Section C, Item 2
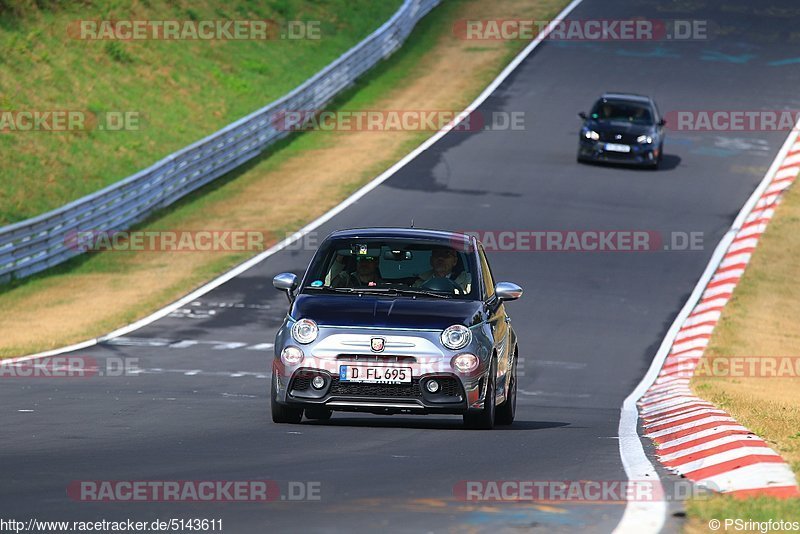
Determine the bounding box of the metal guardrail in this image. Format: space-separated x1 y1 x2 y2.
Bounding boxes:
0 0 440 283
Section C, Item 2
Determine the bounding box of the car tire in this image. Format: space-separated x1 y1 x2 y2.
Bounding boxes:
649 144 664 170
463 360 496 430
271 375 303 424
496 357 516 426
305 407 332 421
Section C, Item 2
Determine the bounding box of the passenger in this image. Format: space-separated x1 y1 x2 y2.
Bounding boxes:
331 255 383 288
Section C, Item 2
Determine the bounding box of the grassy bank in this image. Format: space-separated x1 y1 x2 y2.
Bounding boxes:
0 0 401 224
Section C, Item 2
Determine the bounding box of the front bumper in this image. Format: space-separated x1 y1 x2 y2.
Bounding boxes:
578 139 659 166
281 368 471 414
272 327 493 415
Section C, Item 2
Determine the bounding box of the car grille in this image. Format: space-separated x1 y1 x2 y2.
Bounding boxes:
598 132 640 144
436 378 460 397
336 354 417 364
328 376 462 399
291 374 312 391
330 377 422 397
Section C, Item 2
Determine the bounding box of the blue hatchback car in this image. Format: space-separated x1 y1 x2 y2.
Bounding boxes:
577 92 666 169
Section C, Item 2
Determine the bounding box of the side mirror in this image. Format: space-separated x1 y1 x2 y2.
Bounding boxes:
273 272 298 301
495 282 523 301
658 118 666 126
578 111 588 120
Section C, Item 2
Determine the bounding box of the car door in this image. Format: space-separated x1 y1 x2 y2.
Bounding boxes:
479 245 510 400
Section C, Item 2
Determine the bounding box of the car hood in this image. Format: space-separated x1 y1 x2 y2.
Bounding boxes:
586 119 655 136
290 293 484 330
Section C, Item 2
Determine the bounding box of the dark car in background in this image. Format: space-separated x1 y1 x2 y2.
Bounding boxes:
270 228 523 429
577 92 665 169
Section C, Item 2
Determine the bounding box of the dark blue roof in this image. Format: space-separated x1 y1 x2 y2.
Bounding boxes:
326 227 472 246
600 92 654 104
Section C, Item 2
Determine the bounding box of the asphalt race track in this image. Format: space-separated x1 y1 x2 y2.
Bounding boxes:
4 1 800 532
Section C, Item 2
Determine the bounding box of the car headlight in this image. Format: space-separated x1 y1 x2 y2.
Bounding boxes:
291 318 318 344
636 134 653 144
441 324 472 350
452 353 479 373
583 129 600 141
281 346 304 365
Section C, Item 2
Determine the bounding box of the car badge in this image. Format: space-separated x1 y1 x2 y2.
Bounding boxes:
615 134 622 140
370 337 385 352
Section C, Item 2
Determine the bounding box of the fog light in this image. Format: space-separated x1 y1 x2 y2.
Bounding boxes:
312 376 325 390
426 380 440 393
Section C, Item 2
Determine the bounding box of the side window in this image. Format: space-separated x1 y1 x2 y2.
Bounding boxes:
478 246 495 299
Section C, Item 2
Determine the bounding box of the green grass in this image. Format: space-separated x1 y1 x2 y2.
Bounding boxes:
686 495 800 529
0 0 402 224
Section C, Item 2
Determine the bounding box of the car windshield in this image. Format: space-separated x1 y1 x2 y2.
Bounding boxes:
301 238 477 299
590 100 654 125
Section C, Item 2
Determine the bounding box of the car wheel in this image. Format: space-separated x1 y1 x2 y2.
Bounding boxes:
305 407 332 421
271 374 303 424
464 360 496 430
496 357 516 426
650 144 664 170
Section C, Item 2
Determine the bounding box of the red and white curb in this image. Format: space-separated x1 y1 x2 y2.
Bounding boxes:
638 140 800 498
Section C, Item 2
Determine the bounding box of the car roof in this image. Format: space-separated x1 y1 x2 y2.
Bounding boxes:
326 227 473 248
599 92 654 104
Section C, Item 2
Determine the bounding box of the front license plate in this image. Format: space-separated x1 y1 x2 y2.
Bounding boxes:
605 143 631 153
339 365 412 384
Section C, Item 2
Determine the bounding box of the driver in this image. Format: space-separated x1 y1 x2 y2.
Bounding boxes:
413 247 471 293
331 255 383 288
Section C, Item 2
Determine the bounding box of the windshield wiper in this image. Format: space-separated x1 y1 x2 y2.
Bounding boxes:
368 287 452 299
304 286 356 293
304 286 452 299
